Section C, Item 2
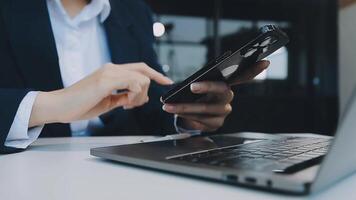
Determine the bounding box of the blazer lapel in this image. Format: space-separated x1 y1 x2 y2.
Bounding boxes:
5 0 64 91
104 0 141 64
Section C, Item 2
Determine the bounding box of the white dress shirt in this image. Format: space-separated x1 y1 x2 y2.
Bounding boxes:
48 0 111 134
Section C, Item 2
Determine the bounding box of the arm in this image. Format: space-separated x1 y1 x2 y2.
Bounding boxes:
1 63 172 154
0 1 174 153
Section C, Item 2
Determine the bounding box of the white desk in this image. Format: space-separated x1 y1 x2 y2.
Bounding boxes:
0 136 355 200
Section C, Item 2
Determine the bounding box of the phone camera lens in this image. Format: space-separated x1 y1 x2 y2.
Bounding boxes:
221 65 239 79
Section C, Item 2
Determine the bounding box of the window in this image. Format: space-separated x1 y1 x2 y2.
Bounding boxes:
153 15 290 81
153 15 210 81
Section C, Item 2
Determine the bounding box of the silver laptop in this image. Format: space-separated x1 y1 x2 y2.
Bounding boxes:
91 87 356 195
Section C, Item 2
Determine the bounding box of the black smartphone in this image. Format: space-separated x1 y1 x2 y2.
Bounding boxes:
160 24 289 104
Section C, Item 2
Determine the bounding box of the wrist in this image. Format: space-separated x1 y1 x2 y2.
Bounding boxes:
29 90 64 127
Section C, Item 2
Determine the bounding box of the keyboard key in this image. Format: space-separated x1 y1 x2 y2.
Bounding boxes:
264 155 282 160
250 151 272 156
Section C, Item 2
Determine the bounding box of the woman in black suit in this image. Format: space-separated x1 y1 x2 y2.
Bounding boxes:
0 0 269 154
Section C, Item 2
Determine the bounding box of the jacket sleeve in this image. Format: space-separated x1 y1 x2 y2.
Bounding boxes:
0 2 35 154
0 89 30 154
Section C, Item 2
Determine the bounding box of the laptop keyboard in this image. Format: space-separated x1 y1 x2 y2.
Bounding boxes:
168 137 331 174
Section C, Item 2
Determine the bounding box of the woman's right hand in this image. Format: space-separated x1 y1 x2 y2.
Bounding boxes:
29 63 173 127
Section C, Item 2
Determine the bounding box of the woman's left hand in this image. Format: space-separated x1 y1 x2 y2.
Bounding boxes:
163 60 269 132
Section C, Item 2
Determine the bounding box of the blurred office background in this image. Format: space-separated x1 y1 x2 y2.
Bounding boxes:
339 0 356 116
144 0 339 135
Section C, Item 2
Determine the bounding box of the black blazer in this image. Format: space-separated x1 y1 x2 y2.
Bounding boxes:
0 0 175 154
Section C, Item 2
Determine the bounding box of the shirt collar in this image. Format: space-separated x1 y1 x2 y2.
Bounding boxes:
90 0 111 23
50 0 111 24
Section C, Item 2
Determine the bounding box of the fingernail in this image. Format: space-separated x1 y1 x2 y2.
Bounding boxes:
190 83 201 92
166 77 174 84
162 76 174 84
162 105 174 112
262 60 270 68
124 105 135 110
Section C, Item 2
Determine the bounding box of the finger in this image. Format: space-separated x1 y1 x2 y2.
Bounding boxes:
163 103 232 115
124 96 149 110
111 93 130 107
125 81 144 105
129 86 149 108
124 95 149 109
116 74 145 104
129 76 150 107
198 90 234 104
104 93 130 110
81 93 130 119
125 63 174 85
190 81 229 94
127 91 145 107
222 90 234 104
178 114 225 132
115 74 149 108
181 120 213 132
104 75 141 93
232 60 270 85
126 81 142 93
